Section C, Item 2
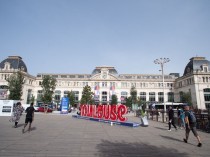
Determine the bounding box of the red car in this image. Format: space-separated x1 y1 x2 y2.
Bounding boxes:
37 106 53 113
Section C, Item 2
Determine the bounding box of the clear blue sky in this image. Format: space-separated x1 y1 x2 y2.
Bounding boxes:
0 0 210 76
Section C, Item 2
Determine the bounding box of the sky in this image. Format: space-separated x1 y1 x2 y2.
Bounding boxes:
0 0 210 76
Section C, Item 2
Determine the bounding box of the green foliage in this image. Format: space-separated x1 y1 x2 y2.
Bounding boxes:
125 96 132 107
41 75 57 104
180 91 192 105
6 71 24 100
67 91 75 107
130 86 137 104
80 85 94 105
140 109 146 117
110 94 118 105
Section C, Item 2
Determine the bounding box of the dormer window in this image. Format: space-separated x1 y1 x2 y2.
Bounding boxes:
4 62 10 70
21 66 25 71
201 65 208 72
204 67 208 72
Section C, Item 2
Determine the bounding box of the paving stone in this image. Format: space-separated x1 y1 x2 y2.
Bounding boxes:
0 113 209 157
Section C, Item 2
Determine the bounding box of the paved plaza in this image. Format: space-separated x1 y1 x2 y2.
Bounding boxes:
0 113 209 157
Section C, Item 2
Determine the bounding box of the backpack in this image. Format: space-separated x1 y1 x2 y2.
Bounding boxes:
188 111 196 123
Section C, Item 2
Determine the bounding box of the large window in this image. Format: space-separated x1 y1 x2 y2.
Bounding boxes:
102 91 107 103
158 92 164 102
168 92 174 102
73 91 79 102
54 90 61 102
64 90 70 97
121 91 128 103
179 91 183 102
140 92 146 101
204 88 210 102
37 90 43 101
205 103 210 109
204 94 210 101
149 92 155 102
26 89 32 104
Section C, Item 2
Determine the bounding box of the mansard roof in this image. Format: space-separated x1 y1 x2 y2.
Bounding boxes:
0 56 28 73
183 57 210 76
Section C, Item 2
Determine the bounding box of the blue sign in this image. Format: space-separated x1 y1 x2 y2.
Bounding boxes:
60 97 69 114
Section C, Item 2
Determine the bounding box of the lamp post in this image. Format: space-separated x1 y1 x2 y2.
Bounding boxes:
154 58 170 113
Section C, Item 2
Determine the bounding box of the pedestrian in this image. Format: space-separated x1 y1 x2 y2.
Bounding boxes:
168 106 177 131
9 102 24 128
179 107 185 129
22 102 35 133
183 105 202 147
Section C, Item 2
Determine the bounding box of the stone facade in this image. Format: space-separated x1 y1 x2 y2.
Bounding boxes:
0 56 210 110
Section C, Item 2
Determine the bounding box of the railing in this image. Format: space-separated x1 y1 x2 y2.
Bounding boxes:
145 109 168 123
141 109 210 133
195 114 209 132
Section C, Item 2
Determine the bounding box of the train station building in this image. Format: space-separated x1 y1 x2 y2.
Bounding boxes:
0 56 210 110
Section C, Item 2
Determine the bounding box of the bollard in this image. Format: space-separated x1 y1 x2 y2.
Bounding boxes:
111 122 113 126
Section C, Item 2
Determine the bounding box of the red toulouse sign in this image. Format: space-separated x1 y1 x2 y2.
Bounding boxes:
80 104 128 122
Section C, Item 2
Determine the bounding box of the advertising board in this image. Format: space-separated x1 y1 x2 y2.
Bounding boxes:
0 100 19 116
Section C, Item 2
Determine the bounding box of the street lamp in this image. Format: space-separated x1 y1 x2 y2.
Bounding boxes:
154 58 170 113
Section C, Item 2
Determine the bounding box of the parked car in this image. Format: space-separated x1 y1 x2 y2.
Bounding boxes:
34 105 40 112
38 106 53 113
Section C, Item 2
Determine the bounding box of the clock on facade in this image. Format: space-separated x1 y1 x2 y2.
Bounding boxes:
102 72 107 79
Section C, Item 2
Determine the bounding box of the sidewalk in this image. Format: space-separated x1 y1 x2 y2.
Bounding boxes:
0 113 209 157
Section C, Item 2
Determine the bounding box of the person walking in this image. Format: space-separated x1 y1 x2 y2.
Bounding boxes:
183 105 202 147
10 102 24 128
179 108 185 129
22 102 35 133
168 106 177 131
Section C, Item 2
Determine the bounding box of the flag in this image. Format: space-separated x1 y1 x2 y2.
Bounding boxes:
109 86 115 96
94 85 100 96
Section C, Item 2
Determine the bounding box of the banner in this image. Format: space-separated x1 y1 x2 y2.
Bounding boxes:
60 97 69 114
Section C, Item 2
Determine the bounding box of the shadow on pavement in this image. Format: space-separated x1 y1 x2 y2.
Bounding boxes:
30 127 37 131
17 124 25 127
154 126 167 131
96 140 189 157
160 135 195 146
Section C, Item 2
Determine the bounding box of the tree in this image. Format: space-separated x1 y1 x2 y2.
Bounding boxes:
67 91 75 107
125 96 132 107
110 94 118 105
41 75 57 104
80 85 94 105
6 71 24 100
130 86 137 104
137 97 146 108
180 91 192 105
